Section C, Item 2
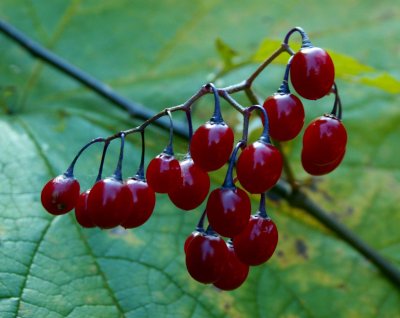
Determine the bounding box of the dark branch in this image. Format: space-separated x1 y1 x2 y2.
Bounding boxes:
272 184 400 288
0 19 188 138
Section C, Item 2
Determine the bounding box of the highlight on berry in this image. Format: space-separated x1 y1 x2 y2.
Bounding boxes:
40 27 346 291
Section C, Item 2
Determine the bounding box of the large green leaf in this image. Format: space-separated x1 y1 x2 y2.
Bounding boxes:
1 1 399 317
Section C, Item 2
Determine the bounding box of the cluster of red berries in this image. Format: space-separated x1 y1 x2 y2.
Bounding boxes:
40 27 347 291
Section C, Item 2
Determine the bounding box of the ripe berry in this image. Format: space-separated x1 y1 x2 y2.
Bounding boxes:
190 122 234 171
213 243 249 291
87 177 133 229
290 46 335 100
263 93 305 141
74 190 95 228
184 230 202 254
168 156 210 210
236 140 283 194
206 187 251 238
185 233 228 284
41 174 80 215
121 177 156 229
190 82 234 171
302 148 345 176
233 215 278 266
146 152 181 193
302 115 347 165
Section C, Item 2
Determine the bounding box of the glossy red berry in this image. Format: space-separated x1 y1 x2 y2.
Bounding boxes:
146 152 181 193
74 190 95 228
87 177 133 229
190 122 234 171
233 215 278 266
41 174 80 215
168 157 210 210
302 148 345 176
263 93 305 141
290 46 335 100
206 187 251 237
213 243 249 291
121 177 156 229
302 115 347 165
184 231 202 254
236 141 283 194
185 233 228 284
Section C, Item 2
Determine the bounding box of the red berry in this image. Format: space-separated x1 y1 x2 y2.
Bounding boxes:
121 178 156 229
263 93 305 141
87 177 133 229
185 233 228 284
213 243 249 290
206 187 251 237
302 115 347 165
236 141 283 194
302 148 345 176
290 47 335 100
41 174 80 215
168 157 210 210
233 215 278 266
74 190 95 228
184 231 202 254
190 122 234 171
146 152 181 193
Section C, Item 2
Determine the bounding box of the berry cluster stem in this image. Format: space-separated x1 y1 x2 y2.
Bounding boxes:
207 83 224 123
330 82 343 120
283 26 312 48
65 137 105 177
135 130 146 179
163 111 175 155
112 133 126 181
96 141 110 182
257 192 268 218
196 209 207 232
222 141 246 189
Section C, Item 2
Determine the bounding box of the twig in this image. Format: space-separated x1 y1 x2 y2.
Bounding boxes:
272 184 400 288
0 19 189 137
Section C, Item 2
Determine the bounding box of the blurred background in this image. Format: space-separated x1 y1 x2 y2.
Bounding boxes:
0 1 399 317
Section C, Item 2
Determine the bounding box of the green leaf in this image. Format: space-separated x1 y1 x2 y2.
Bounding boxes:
252 39 291 64
215 38 238 69
357 73 400 94
1 1 400 318
328 52 400 93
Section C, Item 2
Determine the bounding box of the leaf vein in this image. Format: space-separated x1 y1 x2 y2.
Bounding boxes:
73 220 126 318
14 218 56 317
99 255 219 318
